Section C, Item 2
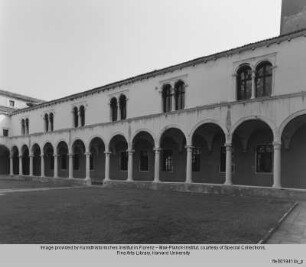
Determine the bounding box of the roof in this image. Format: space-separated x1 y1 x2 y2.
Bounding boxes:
0 105 16 115
0 89 45 104
11 28 306 116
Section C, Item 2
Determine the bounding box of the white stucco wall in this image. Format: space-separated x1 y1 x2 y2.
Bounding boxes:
6 33 306 137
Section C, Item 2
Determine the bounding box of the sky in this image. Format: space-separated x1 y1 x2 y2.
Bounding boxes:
0 0 282 101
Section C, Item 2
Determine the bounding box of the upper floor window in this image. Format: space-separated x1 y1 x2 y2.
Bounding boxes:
174 80 185 110
237 65 252 101
3 129 9 137
79 105 85 127
162 84 172 113
119 94 127 120
73 107 79 128
9 100 15 107
44 113 54 132
21 119 25 135
255 61 272 98
49 113 54 131
21 118 29 135
110 97 118 122
25 119 29 134
44 114 49 132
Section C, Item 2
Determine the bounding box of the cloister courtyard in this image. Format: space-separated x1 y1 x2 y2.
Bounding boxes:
0 176 295 244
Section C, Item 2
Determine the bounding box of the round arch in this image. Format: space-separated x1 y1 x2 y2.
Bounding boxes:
189 119 227 142
157 124 187 147
279 110 306 138
131 129 156 147
231 116 276 142
87 135 107 153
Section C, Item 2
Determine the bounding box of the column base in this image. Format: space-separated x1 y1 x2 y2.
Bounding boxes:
224 181 232 186
272 183 282 189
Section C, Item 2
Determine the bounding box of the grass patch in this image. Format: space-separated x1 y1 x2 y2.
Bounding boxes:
0 187 293 244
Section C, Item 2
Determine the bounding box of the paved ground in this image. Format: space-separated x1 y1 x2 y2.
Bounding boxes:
267 201 306 244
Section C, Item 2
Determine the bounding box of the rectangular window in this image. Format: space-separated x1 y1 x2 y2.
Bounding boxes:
162 150 173 172
3 129 8 137
73 154 80 170
120 151 128 171
220 147 235 173
256 145 273 173
9 100 15 107
90 154 94 170
61 155 67 170
192 147 201 172
139 150 149 171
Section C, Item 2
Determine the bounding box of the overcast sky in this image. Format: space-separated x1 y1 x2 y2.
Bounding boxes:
0 0 282 101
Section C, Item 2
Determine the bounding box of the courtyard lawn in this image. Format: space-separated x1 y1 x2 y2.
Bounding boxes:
0 187 293 244
0 179 75 189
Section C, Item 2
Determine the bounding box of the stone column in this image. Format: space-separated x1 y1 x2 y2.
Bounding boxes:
54 154 58 178
273 142 282 189
225 143 232 185
154 147 161 183
104 151 111 181
29 154 33 176
185 145 193 184
19 155 23 175
251 70 256 99
41 153 45 177
127 150 134 182
9 156 13 176
68 153 73 179
85 152 91 180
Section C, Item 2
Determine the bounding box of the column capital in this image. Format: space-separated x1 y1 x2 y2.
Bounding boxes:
29 154 34 158
19 155 22 158
224 143 232 148
104 151 112 155
185 145 194 150
154 147 161 152
84 152 91 156
68 153 74 157
273 142 282 147
41 153 44 157
127 149 135 154
53 154 58 157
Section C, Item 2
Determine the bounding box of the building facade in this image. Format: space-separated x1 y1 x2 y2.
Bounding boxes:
1 1 306 189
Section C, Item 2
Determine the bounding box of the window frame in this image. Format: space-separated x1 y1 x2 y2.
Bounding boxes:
255 144 273 174
139 150 149 172
162 149 174 172
236 65 252 101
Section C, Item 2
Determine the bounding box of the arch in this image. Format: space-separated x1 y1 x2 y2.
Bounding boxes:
236 64 252 101
72 139 86 179
255 61 273 98
108 133 129 180
88 136 106 183
119 94 127 120
0 145 10 175
11 146 19 175
231 116 276 142
279 110 306 139
86 135 107 153
31 143 41 154
21 144 30 175
131 128 157 147
107 132 128 150
54 139 69 153
157 124 187 147
57 141 69 178
189 119 228 143
110 97 118 122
